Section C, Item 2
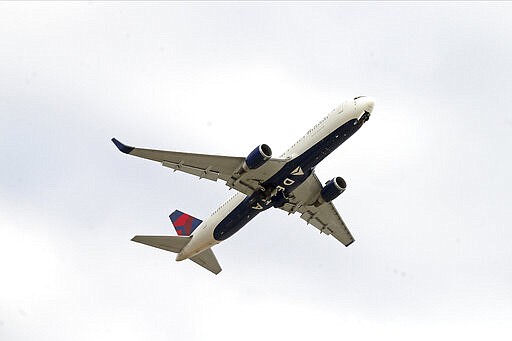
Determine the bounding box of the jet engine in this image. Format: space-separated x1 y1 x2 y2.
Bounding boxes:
315 177 346 206
243 144 272 170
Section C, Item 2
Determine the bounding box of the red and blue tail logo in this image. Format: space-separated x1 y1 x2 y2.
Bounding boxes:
169 210 202 236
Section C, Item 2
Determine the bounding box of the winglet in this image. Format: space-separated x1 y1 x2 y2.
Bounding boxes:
111 138 135 154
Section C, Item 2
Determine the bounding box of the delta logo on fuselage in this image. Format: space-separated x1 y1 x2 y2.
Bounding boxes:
251 166 304 210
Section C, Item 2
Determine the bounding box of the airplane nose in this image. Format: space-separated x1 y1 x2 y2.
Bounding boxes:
362 97 375 113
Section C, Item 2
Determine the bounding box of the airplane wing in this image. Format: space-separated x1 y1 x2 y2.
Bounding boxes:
280 172 355 246
112 138 286 196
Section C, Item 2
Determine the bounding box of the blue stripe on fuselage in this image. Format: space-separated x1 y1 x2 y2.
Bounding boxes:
213 118 362 241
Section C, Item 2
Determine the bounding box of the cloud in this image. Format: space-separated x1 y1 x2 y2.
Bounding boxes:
1 3 511 341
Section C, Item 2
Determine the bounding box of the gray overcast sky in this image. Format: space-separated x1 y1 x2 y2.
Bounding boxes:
1 2 511 340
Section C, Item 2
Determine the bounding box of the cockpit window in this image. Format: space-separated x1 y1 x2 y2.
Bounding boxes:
353 96 365 100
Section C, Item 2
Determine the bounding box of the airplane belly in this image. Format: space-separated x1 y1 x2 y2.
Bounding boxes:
213 193 267 241
211 119 365 243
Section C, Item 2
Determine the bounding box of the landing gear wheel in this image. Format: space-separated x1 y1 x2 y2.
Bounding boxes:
362 111 371 123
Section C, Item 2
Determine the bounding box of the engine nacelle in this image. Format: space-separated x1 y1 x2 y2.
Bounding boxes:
243 144 272 170
316 177 346 206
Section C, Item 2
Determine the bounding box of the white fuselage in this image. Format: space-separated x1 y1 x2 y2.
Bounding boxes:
176 97 374 261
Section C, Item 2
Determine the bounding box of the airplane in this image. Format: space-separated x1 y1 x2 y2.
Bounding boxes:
112 96 375 274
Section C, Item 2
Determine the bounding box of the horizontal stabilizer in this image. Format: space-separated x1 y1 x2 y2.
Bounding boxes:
131 235 191 253
132 236 222 274
190 248 222 275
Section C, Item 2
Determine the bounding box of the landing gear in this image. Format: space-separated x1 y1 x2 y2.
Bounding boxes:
259 186 289 208
361 111 371 123
271 191 288 208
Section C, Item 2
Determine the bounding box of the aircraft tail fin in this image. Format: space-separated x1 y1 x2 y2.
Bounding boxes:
169 210 202 236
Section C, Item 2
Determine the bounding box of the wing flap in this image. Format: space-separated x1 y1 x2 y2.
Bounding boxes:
299 204 354 246
163 160 221 181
